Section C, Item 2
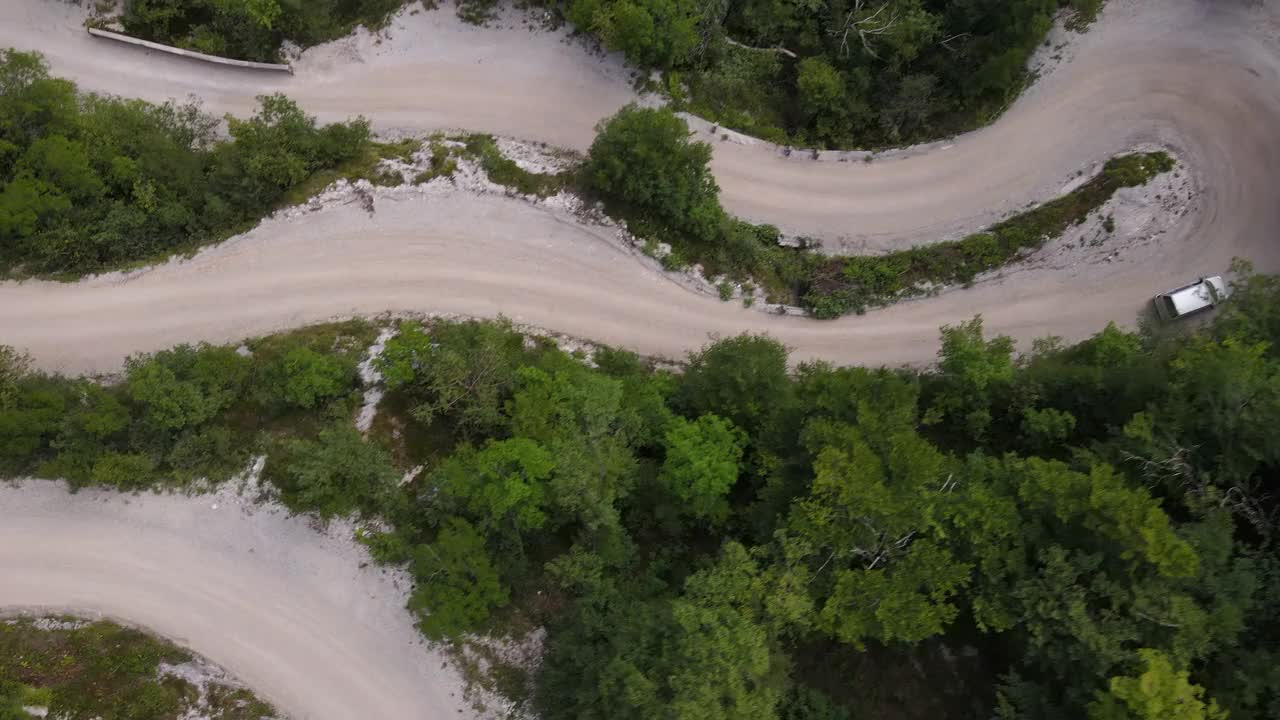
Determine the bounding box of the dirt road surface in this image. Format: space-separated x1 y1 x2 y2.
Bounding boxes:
0 479 472 720
0 0 1277 374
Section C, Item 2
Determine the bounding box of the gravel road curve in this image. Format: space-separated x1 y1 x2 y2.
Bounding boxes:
0 480 472 720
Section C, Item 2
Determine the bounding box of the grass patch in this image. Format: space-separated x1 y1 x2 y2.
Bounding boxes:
1066 0 1106 31
414 141 460 184
459 134 571 197
281 139 423 206
802 152 1174 317
0 617 276 720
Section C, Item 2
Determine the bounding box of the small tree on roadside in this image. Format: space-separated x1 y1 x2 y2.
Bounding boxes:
584 105 723 244
408 517 509 641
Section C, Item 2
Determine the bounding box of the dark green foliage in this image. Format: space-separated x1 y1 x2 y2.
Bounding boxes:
676 333 791 440
542 0 1088 149
586 105 724 244
121 0 407 63
408 517 510 641
0 51 370 276
267 423 399 517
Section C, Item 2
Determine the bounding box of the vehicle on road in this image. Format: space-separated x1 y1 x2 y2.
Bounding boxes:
1153 276 1229 321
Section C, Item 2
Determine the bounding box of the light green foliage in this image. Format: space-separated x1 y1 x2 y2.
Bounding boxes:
659 413 744 523
925 316 1015 440
270 346 355 409
1021 406 1078 449
126 345 250 433
796 57 849 141
508 365 636 530
1090 650 1227 720
433 438 555 535
0 345 29 409
409 517 509 641
89 452 156 490
585 105 723 244
795 418 969 646
378 319 524 436
271 424 399 517
666 594 783 719
596 0 701 68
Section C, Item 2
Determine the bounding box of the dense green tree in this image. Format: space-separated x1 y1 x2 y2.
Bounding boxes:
377 319 525 436
408 517 509 641
924 316 1016 440
0 52 369 275
270 424 398 517
677 333 791 441
508 365 637 530
659 413 744 524
267 346 355 409
433 437 555 537
585 105 723 244
125 345 250 435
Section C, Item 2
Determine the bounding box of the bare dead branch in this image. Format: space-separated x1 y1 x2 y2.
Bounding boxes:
724 36 798 59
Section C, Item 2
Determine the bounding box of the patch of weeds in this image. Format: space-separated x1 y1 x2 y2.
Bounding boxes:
660 250 687 272
801 151 1174 318
0 617 278 720
1066 0 1106 31
413 142 459 184
459 134 570 197
282 139 422 206
204 685 277 720
455 0 500 24
717 281 734 301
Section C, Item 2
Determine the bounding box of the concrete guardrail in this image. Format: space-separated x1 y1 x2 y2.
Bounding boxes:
87 27 294 74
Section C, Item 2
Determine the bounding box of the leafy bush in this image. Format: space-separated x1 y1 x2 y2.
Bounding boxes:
585 105 723 244
268 423 399 517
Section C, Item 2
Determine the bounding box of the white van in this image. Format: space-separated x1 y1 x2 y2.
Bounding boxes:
1153 276 1229 321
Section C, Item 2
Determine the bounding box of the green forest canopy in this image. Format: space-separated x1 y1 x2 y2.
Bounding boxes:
3 270 1280 720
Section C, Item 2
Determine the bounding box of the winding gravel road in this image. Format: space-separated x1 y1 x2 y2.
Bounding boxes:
0 0 1275 376
1 0 1279 718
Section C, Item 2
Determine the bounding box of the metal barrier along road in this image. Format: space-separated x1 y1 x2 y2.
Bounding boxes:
87 27 294 74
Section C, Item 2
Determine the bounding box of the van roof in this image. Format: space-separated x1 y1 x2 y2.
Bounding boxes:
1167 282 1216 315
